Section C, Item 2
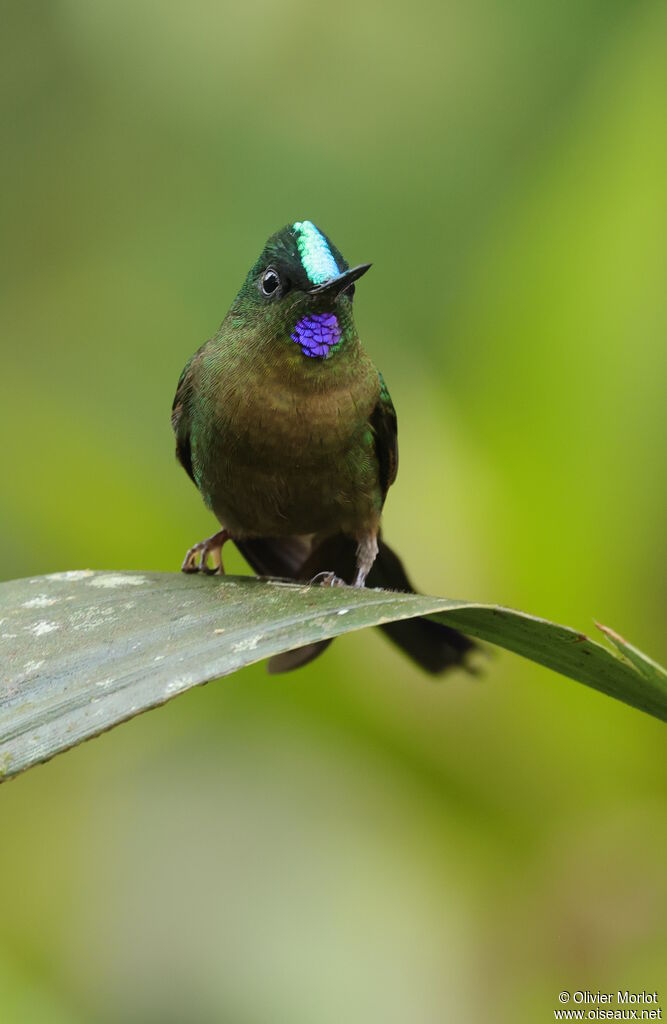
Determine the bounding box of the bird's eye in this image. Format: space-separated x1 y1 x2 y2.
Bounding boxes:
260 268 281 297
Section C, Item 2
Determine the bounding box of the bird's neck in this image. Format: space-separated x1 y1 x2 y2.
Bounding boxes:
211 309 366 397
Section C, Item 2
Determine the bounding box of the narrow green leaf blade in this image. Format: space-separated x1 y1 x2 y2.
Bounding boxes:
0 571 664 782
595 621 667 689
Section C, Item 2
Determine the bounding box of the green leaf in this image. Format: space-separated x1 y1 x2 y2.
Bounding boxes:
0 571 664 781
595 621 667 689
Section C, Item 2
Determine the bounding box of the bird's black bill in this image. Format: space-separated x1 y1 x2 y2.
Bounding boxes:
309 263 372 298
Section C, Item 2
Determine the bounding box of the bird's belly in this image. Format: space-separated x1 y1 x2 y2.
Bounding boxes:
192 363 382 538
209 443 379 538
197 404 379 538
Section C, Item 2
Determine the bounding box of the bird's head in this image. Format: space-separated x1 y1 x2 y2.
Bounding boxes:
230 221 371 360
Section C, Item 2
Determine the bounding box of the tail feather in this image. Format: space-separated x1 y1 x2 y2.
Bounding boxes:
235 535 476 675
366 539 477 674
234 535 311 579
266 639 335 674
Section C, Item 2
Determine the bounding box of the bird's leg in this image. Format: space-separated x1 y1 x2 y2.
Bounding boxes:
181 528 231 575
353 532 379 588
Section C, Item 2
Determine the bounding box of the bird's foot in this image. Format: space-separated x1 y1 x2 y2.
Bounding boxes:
309 571 347 588
181 529 230 575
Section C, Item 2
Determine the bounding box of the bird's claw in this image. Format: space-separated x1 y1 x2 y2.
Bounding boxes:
181 530 229 575
181 543 222 574
309 571 347 588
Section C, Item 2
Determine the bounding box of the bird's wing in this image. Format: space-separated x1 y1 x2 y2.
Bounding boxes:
171 358 196 484
369 372 398 501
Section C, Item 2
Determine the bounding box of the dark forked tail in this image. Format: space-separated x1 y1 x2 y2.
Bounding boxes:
235 534 477 674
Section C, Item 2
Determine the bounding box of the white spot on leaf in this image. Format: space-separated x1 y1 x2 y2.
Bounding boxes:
24 659 45 673
88 574 148 589
232 636 261 653
71 608 116 632
165 675 194 695
31 621 59 637
23 595 59 609
47 570 95 581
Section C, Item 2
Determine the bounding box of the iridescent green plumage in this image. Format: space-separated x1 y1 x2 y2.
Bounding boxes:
172 222 474 673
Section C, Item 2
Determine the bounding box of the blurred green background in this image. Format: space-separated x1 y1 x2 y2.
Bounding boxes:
2 1 666 1021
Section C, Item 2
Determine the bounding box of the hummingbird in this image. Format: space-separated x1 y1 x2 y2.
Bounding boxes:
172 220 475 673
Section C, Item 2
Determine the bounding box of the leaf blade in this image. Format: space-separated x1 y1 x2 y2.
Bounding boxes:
0 571 664 781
